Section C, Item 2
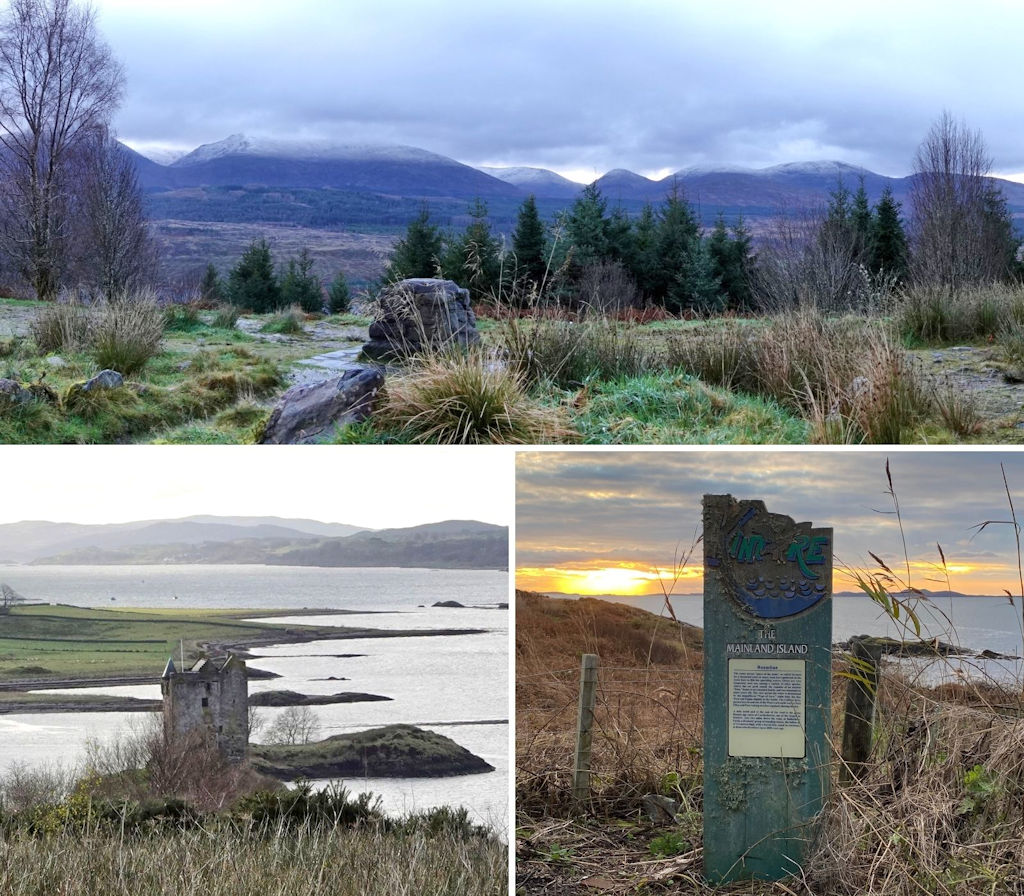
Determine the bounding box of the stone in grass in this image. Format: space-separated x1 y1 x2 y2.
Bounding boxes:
362 278 479 361
82 369 125 391
259 366 384 445
0 378 33 406
251 723 495 779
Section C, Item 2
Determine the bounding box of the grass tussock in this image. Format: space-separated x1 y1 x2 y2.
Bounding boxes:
89 292 166 376
895 282 1024 345
375 348 571 444
261 307 306 335
28 297 93 354
497 311 654 389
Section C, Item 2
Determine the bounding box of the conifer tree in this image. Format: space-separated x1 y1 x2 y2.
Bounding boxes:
384 204 442 281
327 270 351 314
228 239 281 312
442 198 502 302
708 214 754 309
200 262 224 304
565 183 609 266
511 194 547 290
851 177 873 262
280 247 322 313
627 203 658 299
871 186 909 283
653 186 700 311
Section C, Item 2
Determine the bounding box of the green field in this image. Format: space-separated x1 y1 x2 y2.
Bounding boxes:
0 603 347 682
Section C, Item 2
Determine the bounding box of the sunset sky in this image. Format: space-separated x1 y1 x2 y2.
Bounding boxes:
516 450 1024 598
84 0 1024 182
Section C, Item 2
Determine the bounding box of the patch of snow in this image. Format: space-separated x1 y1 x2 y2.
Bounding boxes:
172 134 459 167
478 166 580 187
761 160 873 177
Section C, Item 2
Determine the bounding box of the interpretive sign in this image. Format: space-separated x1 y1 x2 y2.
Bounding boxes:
702 495 832 884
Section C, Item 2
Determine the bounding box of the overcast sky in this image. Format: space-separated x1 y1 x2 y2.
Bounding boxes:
516 450 1024 597
0 446 511 528
87 0 1024 183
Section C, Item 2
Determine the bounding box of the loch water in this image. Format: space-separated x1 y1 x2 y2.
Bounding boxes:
0 565 509 830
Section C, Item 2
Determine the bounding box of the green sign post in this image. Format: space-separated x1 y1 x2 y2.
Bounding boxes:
702 494 832 883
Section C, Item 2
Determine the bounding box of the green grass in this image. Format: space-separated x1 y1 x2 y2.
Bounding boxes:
0 604 351 681
569 371 809 444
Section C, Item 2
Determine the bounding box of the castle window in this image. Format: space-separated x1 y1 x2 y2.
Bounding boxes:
201 697 209 707
205 682 211 693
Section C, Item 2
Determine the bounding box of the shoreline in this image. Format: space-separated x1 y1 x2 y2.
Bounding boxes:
0 603 493 713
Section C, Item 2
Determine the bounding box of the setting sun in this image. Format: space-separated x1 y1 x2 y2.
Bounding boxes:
517 563 704 596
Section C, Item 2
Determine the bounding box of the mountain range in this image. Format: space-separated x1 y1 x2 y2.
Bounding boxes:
132 133 1024 213
122 134 1024 283
0 516 507 570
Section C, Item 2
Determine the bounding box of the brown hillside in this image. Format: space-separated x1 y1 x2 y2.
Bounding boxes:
516 590 705 817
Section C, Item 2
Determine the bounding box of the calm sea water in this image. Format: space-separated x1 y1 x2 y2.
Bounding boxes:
552 592 1024 685
0 565 509 830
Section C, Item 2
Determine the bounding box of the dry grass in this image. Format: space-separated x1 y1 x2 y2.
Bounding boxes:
0 819 506 896
808 676 1024 896
668 308 933 443
516 590 1024 895
516 591 703 818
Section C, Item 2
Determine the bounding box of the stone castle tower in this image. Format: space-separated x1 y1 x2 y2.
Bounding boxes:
161 654 248 762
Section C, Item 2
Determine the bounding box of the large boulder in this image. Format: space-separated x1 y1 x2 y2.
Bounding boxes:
0 378 32 407
259 366 383 444
362 278 479 361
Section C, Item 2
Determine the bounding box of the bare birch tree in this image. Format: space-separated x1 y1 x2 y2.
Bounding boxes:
909 112 1015 289
68 126 159 295
0 0 124 299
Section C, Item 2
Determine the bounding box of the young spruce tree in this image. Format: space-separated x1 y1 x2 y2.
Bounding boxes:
228 239 281 313
280 248 323 313
511 194 547 291
384 204 442 282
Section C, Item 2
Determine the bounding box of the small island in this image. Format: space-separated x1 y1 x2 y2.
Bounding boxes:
252 723 495 779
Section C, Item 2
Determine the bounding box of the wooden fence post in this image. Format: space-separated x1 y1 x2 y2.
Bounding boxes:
840 636 883 785
572 653 599 806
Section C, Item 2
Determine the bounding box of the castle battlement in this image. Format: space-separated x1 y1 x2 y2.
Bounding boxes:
161 654 248 762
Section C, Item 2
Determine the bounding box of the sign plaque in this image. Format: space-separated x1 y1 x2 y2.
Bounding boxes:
702 494 832 883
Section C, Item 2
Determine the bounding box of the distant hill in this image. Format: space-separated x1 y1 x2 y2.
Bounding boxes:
477 165 582 199
0 516 366 564
15 519 507 570
138 133 522 200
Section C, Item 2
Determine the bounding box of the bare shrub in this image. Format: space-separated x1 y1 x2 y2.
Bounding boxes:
263 706 321 746
148 728 259 811
0 760 79 812
575 261 641 314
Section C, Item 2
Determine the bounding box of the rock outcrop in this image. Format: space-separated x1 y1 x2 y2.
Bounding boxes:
260 366 383 444
362 278 479 360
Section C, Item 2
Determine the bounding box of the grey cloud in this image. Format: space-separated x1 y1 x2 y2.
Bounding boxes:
94 0 1024 176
